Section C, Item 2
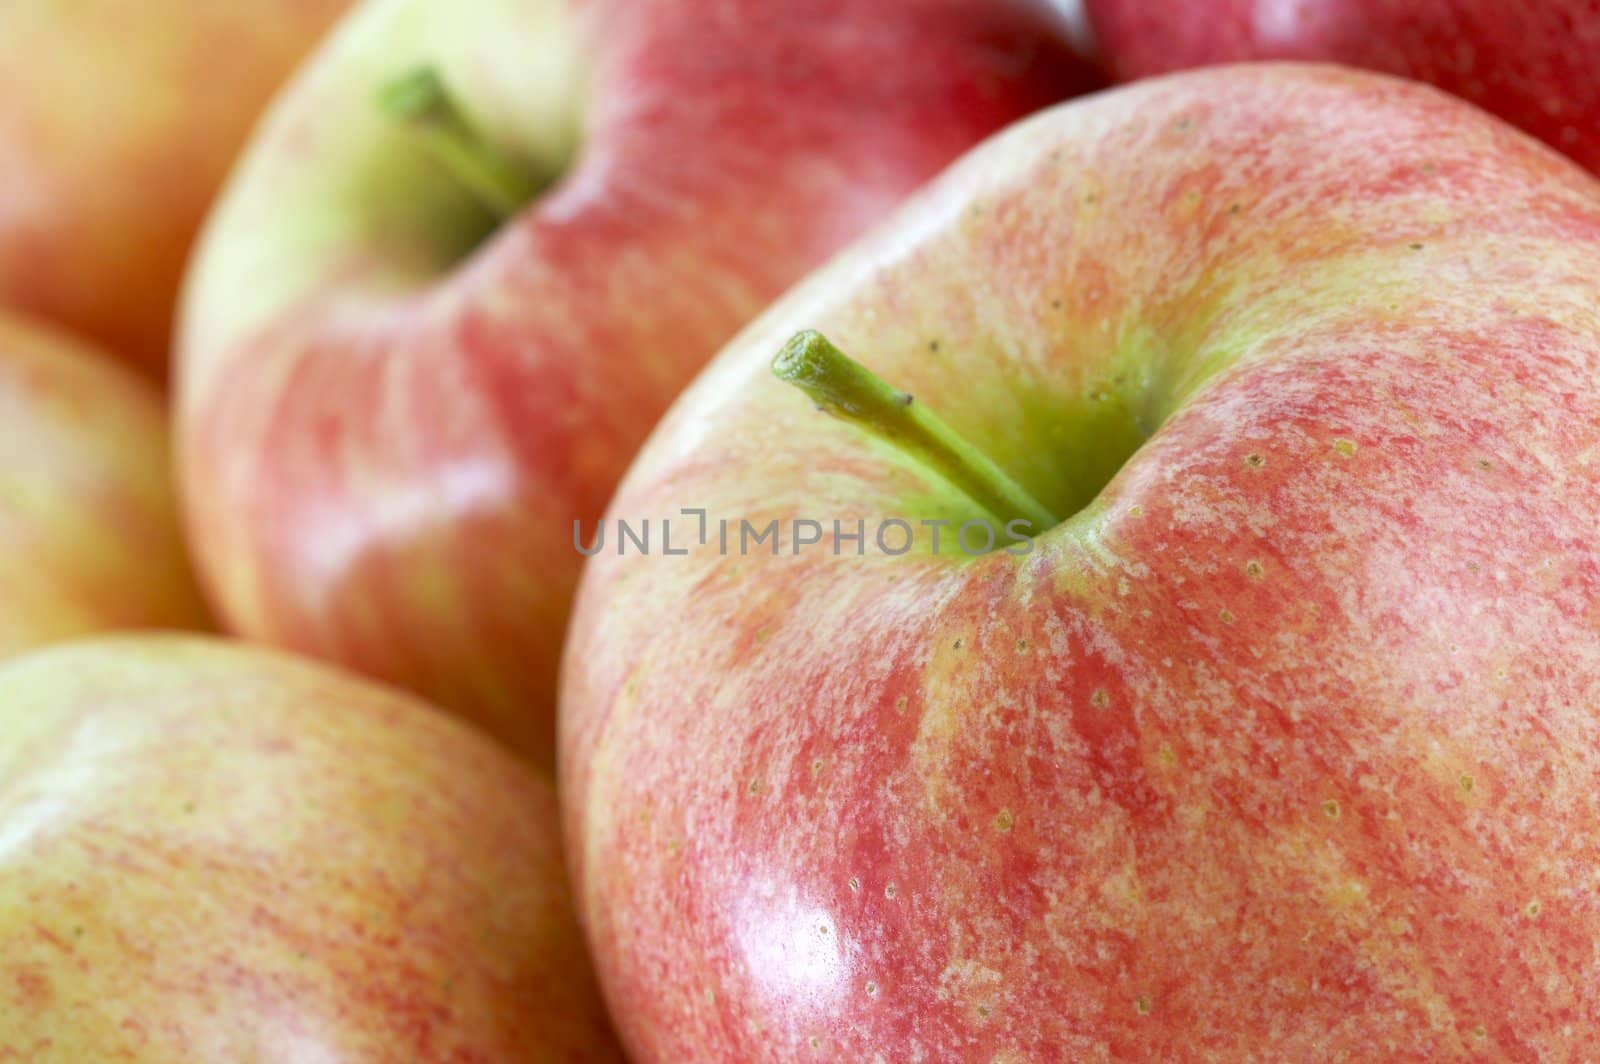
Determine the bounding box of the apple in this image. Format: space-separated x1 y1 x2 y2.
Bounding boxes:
176 0 1097 765
560 65 1600 1059
1084 0 1600 174
0 636 622 1060
0 312 208 659
0 0 350 374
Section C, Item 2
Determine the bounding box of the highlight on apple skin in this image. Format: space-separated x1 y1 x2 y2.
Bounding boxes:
0 636 623 1061
176 0 1100 766
0 0 351 375
0 312 209 660
560 64 1600 1060
1085 0 1600 175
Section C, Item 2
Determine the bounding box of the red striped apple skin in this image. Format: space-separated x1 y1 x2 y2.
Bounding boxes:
0 637 622 1061
1086 0 1600 175
177 0 1097 767
560 66 1600 1061
0 314 208 658
0 0 350 375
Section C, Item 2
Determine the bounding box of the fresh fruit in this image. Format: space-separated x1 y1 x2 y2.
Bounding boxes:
0 0 350 373
0 313 208 659
1086 0 1600 174
561 65 1600 1059
177 0 1096 765
0 636 622 1060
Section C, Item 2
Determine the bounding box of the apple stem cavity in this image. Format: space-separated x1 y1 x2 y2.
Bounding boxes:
378 66 540 220
772 330 1058 542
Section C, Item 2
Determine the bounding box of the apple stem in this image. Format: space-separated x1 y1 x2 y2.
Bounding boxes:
378 66 540 220
772 330 1059 539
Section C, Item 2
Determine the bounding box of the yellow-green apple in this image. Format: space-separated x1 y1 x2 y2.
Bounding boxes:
0 636 622 1060
0 313 208 659
177 0 1097 766
1085 0 1600 174
0 0 349 374
561 65 1600 1060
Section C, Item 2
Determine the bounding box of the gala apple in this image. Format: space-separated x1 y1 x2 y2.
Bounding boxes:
0 636 621 1060
0 0 351 374
0 312 207 659
177 0 1097 765
561 65 1600 1060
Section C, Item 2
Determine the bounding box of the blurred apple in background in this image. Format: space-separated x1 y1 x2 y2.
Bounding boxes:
1085 0 1600 174
177 0 1098 766
0 313 208 659
0 0 350 374
561 66 1600 1059
0 637 622 1060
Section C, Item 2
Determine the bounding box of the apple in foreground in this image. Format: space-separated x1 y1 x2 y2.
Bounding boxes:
0 637 622 1060
0 0 350 374
1085 0 1600 175
177 0 1096 766
0 313 208 659
560 65 1600 1060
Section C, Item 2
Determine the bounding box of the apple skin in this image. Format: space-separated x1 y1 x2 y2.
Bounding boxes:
177 0 1096 767
0 313 209 659
0 0 349 375
1084 0 1600 175
0 636 622 1060
560 65 1600 1060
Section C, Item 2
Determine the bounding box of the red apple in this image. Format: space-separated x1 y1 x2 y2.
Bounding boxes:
0 636 621 1059
0 312 208 659
561 65 1600 1059
0 0 350 375
1085 0 1600 174
177 0 1096 765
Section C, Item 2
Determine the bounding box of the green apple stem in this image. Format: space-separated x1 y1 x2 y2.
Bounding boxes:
378 66 539 220
772 330 1058 539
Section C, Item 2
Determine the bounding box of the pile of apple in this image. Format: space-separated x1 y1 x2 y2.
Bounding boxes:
2 0 1598 1058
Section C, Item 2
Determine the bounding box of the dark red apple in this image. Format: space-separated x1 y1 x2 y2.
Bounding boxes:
1086 0 1600 173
